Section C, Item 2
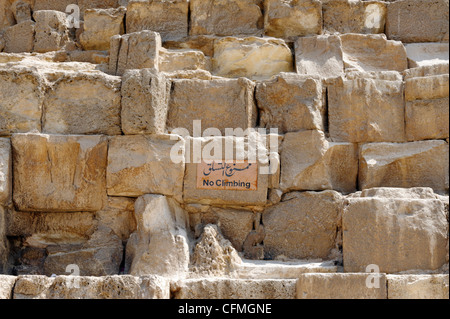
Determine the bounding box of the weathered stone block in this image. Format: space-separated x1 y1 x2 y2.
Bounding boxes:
3 20 35 53
263 191 343 259
0 275 16 299
359 141 449 193
159 48 208 73
106 135 185 201
264 0 322 39
80 7 125 51
323 0 386 34
33 10 70 53
95 197 136 242
295 35 344 78
109 30 161 76
280 130 358 193
126 0 188 41
404 43 449 68
387 275 449 299
0 139 11 205
386 0 449 43
12 133 108 212
213 37 293 79
256 73 324 133
42 72 122 135
190 0 263 36
343 191 448 273
328 76 405 143
297 273 387 299
163 35 216 57
12 0 32 23
33 0 76 12
0 207 8 274
167 78 257 135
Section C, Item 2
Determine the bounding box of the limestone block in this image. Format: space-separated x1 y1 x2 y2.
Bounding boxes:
359 141 449 193
340 34 407 72
79 7 125 51
13 275 170 299
405 43 449 68
125 194 190 277
295 35 344 79
343 192 448 273
109 30 161 76
33 10 70 53
386 0 449 43
387 275 449 299
190 0 263 37
106 135 185 202
167 78 257 135
404 64 449 79
263 191 343 259
323 0 386 34
0 275 16 299
3 20 35 53
34 0 76 12
164 35 216 57
12 0 32 23
173 278 297 299
159 48 208 72
297 273 387 299
0 139 11 205
0 0 15 32
95 197 136 242
0 67 44 135
77 0 122 16
256 73 324 133
213 37 293 80
12 133 108 212
328 76 405 143
280 130 358 193
42 72 122 135
121 69 169 135
126 0 188 41
263 0 322 39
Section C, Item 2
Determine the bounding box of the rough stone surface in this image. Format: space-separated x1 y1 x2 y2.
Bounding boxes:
3 20 35 53
280 130 358 193
263 191 343 260
387 275 449 299
359 141 449 193
159 48 208 73
343 192 449 273
328 75 405 143
386 0 449 43
12 0 32 24
121 69 169 135
190 0 263 37
256 73 325 133
297 273 387 299
107 135 185 202
126 0 188 41
12 133 108 212
33 10 70 53
0 207 8 274
264 0 322 39
0 275 16 299
95 197 136 242
404 43 449 68
0 139 11 205
213 37 293 79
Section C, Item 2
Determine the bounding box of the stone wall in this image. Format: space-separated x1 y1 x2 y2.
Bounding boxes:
0 0 449 299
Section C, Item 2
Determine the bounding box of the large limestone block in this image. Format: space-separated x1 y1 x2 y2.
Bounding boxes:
405 43 449 68
328 76 405 143
359 141 449 193
109 30 161 76
405 74 449 102
256 73 325 133
126 195 190 277
386 0 449 43
34 0 77 12
95 197 136 242
13 275 170 299
297 273 387 299
0 276 16 299
280 130 358 193
173 278 297 299
107 135 185 201
295 35 344 78
159 48 208 73
12 133 108 212
167 78 257 135
213 37 293 80
387 275 449 299
404 64 449 79
33 10 70 53
263 0 322 39
190 0 263 37
42 73 122 135
3 20 35 53
323 0 386 34
263 191 343 259
343 193 449 273
126 0 188 41
0 139 11 205
0 67 44 135
340 34 407 72
12 0 32 24
79 7 125 51
121 69 169 135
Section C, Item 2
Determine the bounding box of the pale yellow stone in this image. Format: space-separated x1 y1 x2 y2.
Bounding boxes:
387 275 449 299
